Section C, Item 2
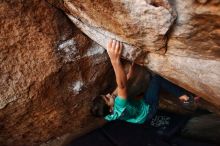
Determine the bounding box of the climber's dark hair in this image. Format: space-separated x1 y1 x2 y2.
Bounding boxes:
91 95 111 117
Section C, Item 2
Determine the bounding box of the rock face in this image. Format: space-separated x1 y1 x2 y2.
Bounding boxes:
61 0 177 61
64 0 177 52
181 114 220 144
167 0 220 60
147 0 220 108
54 0 220 109
0 0 113 145
1 0 220 145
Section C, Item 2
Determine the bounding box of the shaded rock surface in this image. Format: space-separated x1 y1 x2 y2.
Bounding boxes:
181 114 220 144
51 0 220 109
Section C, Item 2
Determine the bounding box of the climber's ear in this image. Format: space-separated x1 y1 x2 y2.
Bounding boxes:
109 107 113 113
102 95 109 103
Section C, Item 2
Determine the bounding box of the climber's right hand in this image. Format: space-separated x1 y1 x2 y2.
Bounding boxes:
107 39 123 63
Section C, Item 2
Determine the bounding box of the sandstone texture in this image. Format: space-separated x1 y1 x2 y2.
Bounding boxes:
51 0 177 61
64 0 177 52
0 0 113 145
54 0 220 109
1 0 220 145
148 0 220 108
167 0 220 60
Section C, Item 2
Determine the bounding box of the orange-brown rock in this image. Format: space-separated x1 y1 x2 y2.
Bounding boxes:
54 0 220 109
148 0 220 108
0 0 113 145
64 0 176 52
1 0 220 145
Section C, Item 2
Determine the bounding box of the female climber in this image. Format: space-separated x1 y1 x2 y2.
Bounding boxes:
91 39 199 124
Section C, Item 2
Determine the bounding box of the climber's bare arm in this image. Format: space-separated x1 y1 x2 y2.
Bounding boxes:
127 62 135 79
107 39 127 99
109 62 135 96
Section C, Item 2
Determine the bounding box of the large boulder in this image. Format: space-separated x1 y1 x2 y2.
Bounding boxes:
1 0 220 145
181 114 220 144
64 0 177 52
0 0 113 145
146 0 220 109
53 0 220 109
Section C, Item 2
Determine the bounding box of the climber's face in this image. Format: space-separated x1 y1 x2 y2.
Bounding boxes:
102 94 114 113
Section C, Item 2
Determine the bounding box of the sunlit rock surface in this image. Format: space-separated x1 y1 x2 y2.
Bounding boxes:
52 0 220 109
64 0 176 52
167 0 220 60
1 0 220 145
